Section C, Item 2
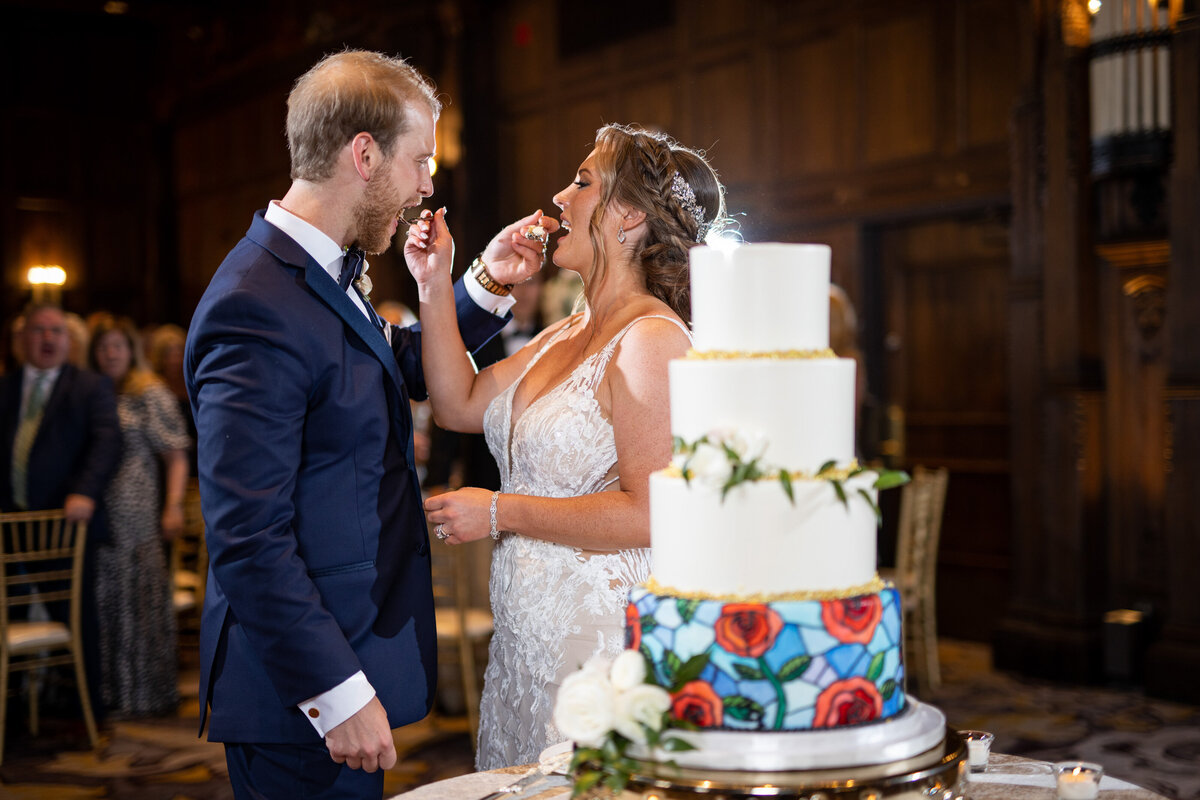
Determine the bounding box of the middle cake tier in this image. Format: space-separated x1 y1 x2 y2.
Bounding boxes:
650 470 879 596
669 356 858 472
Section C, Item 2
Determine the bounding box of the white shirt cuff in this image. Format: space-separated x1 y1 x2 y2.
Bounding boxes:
298 671 375 737
464 270 517 317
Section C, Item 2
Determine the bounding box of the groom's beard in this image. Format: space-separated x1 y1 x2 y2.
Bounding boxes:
354 167 400 255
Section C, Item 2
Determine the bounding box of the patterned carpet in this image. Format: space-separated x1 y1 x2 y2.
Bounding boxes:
1 640 1197 799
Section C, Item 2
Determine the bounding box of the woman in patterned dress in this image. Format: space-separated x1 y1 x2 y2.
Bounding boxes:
89 316 191 716
408 124 727 769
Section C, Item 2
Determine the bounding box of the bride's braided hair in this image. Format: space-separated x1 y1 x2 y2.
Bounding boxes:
589 124 726 325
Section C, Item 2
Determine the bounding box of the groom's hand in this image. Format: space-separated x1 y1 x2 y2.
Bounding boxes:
325 696 397 773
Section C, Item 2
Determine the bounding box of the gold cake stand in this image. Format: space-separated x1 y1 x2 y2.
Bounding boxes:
619 728 966 799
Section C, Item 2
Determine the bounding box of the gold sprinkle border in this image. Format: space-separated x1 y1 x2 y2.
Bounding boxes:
686 348 837 360
639 573 889 604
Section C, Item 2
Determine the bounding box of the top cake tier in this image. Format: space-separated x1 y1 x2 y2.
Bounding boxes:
690 243 832 353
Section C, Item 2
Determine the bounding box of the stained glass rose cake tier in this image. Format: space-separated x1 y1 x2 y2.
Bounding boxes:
624 244 945 771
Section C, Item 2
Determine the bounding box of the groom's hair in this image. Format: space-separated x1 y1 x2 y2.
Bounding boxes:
286 49 441 182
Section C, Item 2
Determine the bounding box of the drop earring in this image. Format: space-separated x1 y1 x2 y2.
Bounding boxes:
617 225 626 244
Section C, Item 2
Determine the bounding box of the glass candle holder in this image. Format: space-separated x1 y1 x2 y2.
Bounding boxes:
1055 761 1104 800
957 730 994 773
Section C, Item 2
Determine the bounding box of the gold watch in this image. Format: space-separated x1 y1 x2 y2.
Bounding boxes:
470 256 512 296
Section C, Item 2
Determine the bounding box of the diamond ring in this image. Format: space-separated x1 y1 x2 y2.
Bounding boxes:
435 523 448 540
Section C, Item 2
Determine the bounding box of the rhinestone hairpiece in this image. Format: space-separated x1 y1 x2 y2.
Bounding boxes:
670 171 708 242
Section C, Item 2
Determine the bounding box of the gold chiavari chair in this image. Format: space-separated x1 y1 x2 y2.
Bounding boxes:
0 508 100 765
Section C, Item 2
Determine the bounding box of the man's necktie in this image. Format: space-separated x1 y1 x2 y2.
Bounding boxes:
338 247 365 292
11 371 50 510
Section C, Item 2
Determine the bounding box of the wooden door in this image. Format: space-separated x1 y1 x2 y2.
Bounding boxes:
872 216 1011 642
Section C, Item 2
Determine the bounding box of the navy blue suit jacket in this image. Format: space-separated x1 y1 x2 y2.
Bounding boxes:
0 364 122 535
185 211 507 743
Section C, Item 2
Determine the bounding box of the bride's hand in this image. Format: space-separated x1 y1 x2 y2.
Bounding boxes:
424 487 494 545
479 210 560 287
404 208 453 298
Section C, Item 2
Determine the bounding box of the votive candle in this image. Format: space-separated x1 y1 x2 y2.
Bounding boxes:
1055 762 1102 800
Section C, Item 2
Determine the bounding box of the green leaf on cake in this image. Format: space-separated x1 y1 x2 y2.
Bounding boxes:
874 469 911 490
779 469 795 504
723 695 765 723
831 479 849 509
881 678 897 700
858 487 882 523
673 652 711 689
663 651 682 685
733 663 766 681
639 643 655 668
867 652 885 682
640 615 658 634
818 459 837 476
676 598 701 624
777 655 813 682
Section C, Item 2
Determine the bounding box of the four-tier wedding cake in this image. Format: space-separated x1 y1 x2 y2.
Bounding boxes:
625 243 946 771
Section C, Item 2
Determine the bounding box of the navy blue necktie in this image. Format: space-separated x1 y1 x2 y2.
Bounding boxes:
338 247 365 292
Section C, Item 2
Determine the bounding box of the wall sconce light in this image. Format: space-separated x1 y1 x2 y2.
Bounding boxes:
27 264 67 304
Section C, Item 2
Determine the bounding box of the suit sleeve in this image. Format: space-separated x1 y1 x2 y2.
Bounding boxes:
188 287 363 705
389 277 509 402
68 373 123 502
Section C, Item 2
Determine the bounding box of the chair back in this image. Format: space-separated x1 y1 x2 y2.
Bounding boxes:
427 520 493 747
895 465 949 591
171 480 208 605
0 509 88 641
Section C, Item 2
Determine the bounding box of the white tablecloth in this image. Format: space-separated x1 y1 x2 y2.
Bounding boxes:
393 752 1162 800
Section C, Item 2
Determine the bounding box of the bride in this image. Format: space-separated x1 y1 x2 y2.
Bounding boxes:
406 123 726 769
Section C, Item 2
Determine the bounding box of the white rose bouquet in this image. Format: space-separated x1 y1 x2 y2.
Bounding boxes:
553 651 691 797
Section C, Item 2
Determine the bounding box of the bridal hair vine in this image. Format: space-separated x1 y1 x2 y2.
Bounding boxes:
670 171 708 242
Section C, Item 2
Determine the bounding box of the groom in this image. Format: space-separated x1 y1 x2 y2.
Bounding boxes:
185 50 539 798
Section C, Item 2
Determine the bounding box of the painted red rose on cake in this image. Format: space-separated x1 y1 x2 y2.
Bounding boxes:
625 602 642 651
714 603 784 658
813 676 884 727
671 680 724 728
821 594 882 645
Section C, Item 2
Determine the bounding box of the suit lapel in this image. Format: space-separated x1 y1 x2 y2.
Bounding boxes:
304 267 402 389
246 212 404 397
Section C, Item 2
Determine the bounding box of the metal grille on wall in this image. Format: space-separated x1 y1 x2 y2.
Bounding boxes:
1087 0 1179 175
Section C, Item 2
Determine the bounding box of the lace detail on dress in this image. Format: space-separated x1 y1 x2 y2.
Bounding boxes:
475 315 688 770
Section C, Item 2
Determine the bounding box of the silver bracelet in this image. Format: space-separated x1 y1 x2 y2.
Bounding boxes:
489 491 502 540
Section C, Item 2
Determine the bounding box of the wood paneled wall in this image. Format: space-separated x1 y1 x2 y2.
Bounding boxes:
478 0 1022 641
483 0 1020 238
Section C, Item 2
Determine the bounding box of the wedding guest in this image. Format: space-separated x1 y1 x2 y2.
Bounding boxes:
375 299 418 327
147 323 196 473
4 313 25 372
89 315 190 716
64 311 90 368
410 123 726 769
184 49 544 798
0 302 122 721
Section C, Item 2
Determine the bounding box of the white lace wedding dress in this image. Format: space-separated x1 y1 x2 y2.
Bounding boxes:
474 314 687 770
